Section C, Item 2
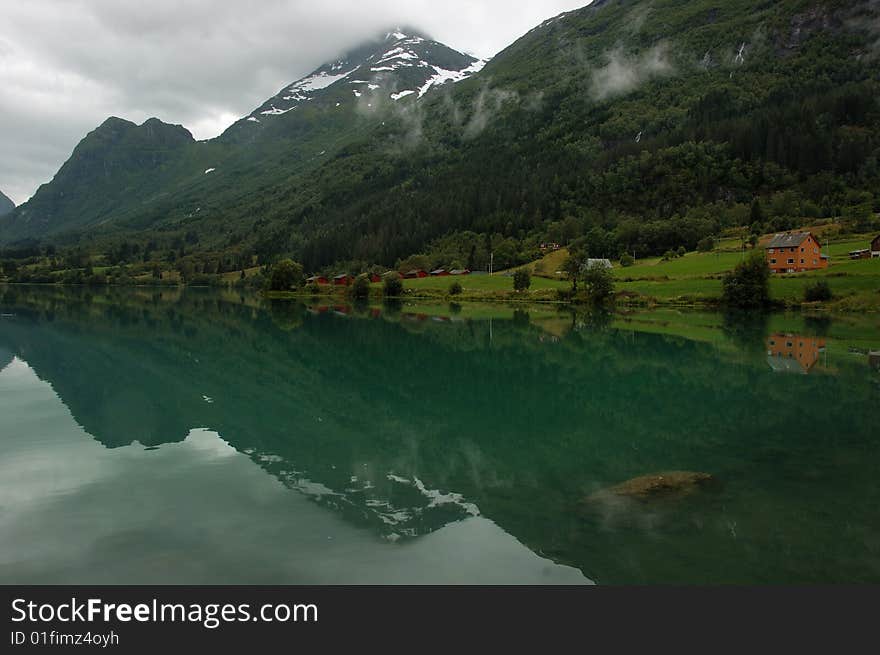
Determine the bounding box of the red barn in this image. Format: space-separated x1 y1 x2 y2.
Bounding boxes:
872 235 880 258
430 269 451 277
765 232 829 274
369 273 382 283
450 269 471 276
404 269 428 279
307 275 329 285
333 274 351 286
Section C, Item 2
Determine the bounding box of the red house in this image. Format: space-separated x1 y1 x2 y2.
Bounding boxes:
307 275 329 285
765 232 829 274
430 269 450 277
404 269 428 279
369 273 382 283
333 274 351 286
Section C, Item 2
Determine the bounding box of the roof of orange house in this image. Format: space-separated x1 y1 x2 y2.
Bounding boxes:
765 232 813 249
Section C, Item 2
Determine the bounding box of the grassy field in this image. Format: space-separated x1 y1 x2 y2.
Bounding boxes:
400 273 567 293
613 236 880 308
390 235 879 309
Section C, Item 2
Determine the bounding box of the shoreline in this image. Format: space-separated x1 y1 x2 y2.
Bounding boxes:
2 280 877 314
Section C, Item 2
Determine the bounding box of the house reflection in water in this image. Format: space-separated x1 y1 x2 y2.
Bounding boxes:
766 333 826 374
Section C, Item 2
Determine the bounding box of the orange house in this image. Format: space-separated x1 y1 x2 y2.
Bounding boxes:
764 232 829 274
766 333 826 374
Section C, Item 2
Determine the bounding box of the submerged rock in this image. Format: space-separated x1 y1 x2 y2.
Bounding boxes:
584 471 715 505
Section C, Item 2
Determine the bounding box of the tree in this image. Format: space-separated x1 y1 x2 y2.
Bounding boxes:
562 256 582 293
267 259 304 291
619 253 635 267
582 265 615 304
350 273 371 299
722 252 770 308
697 236 715 252
513 269 531 292
750 198 764 224
396 254 430 274
383 272 404 297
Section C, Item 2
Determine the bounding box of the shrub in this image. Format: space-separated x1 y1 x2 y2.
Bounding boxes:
697 236 715 252
662 250 678 261
383 272 404 297
556 288 574 301
513 269 531 292
804 280 832 302
350 273 371 299
676 246 687 257
306 282 321 295
449 281 463 295
722 252 770 308
619 253 635 267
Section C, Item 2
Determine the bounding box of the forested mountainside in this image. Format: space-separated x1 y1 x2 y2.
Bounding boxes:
2 0 879 276
0 191 14 217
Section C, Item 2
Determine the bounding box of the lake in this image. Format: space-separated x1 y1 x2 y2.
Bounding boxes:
0 285 878 584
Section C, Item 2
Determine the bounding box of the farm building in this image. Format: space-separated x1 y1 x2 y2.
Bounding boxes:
404 269 428 279
586 259 613 270
430 269 451 277
449 269 471 276
369 273 382 283
764 232 829 274
849 249 871 260
307 275 329 285
333 274 351 286
872 235 880 257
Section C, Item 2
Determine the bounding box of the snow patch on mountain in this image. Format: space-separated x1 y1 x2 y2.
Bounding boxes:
260 105 295 116
418 59 487 97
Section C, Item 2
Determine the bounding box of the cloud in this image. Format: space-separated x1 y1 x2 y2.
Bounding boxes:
0 1 593 204
589 43 674 100
464 86 519 139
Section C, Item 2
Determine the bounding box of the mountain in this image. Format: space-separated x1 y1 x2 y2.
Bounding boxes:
5 117 198 239
2 1 879 271
0 28 483 245
0 190 13 217
221 28 482 143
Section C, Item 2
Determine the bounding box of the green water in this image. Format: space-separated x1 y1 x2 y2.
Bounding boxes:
0 285 878 584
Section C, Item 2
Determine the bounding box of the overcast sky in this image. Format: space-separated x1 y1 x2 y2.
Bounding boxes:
0 1 592 205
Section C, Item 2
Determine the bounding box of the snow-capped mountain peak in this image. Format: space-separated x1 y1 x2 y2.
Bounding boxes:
230 27 485 131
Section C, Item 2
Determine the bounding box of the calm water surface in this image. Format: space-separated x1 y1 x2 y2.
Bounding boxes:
0 285 878 584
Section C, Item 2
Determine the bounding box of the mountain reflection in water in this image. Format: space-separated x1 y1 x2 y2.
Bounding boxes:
0 286 878 584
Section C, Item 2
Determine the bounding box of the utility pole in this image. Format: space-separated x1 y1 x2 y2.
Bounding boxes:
489 252 494 275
